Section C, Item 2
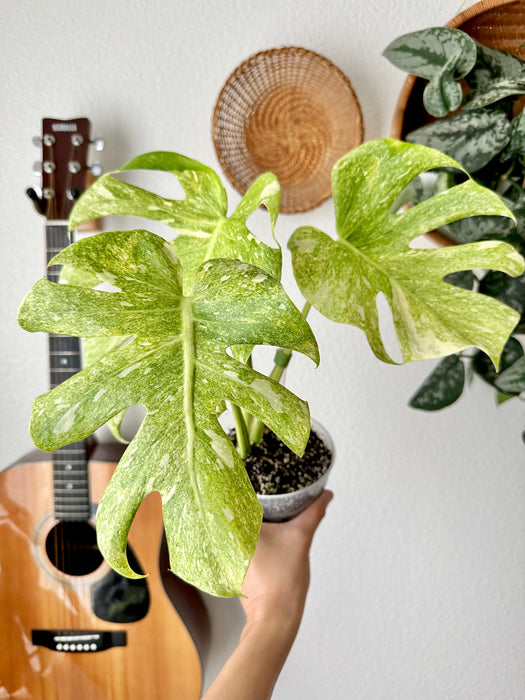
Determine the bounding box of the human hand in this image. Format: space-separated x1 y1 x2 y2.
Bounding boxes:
240 490 333 634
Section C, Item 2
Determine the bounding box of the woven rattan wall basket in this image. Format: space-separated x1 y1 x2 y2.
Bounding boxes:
213 47 363 213
391 0 525 140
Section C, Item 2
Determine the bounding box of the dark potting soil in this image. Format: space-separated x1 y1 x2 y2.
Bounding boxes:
232 427 332 496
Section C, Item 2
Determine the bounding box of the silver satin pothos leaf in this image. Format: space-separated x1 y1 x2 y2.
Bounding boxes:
19 230 319 596
289 139 524 368
406 109 512 173
383 27 477 117
465 42 525 110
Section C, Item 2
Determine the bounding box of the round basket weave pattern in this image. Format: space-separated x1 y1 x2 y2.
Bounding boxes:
213 47 363 213
391 0 525 139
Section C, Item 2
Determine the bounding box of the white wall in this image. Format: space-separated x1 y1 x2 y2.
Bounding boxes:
2 1 524 697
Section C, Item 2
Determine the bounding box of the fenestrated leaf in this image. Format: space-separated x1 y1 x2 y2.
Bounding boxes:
465 43 525 109
443 270 476 291
409 354 465 410
289 139 524 367
472 336 524 389
18 229 319 597
479 269 525 316
69 153 283 426
406 110 512 173
383 28 477 116
59 264 131 442
69 152 282 293
83 335 132 443
441 211 517 244
495 354 525 394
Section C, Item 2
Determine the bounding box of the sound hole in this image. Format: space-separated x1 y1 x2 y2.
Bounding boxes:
45 521 104 575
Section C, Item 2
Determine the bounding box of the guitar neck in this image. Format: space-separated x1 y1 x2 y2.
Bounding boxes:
46 221 91 521
27 118 99 522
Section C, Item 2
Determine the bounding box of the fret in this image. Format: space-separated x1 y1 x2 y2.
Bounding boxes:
54 493 90 499
53 478 89 485
54 512 91 522
54 449 88 455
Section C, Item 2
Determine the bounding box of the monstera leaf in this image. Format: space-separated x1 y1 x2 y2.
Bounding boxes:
383 28 477 117
19 230 319 596
70 151 282 291
289 139 524 367
69 152 283 433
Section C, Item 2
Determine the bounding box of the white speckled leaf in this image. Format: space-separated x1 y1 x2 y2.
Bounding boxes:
409 354 465 410
69 153 282 429
495 355 525 394
423 50 465 117
383 28 477 117
406 110 512 173
19 230 318 596
289 139 524 367
465 42 525 109
70 152 281 293
83 335 131 443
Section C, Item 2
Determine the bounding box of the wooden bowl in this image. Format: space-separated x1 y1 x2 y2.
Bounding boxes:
212 47 363 213
391 0 525 141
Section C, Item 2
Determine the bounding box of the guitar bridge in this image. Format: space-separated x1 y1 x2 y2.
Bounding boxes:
32 629 126 653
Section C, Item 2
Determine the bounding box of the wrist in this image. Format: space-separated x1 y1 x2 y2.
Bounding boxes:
243 602 303 646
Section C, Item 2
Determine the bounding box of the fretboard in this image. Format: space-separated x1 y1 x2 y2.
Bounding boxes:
46 222 90 521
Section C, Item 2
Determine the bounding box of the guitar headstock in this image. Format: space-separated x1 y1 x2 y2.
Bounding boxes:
28 117 104 222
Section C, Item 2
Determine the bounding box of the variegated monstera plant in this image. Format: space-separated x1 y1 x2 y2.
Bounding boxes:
384 28 525 426
19 139 524 595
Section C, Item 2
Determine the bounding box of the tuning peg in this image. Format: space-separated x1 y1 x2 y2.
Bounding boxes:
90 162 103 177
32 161 43 177
32 136 42 147
26 187 46 215
90 137 104 152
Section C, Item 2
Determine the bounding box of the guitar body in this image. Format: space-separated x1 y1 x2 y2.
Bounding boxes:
0 444 208 699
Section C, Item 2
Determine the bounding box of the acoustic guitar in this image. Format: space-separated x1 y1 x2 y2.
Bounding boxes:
0 118 209 699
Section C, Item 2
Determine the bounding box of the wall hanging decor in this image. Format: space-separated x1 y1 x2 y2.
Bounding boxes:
213 46 363 213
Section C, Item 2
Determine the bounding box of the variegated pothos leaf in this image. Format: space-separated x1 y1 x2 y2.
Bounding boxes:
406 109 512 173
289 139 524 367
18 230 319 596
465 42 525 109
383 28 477 117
